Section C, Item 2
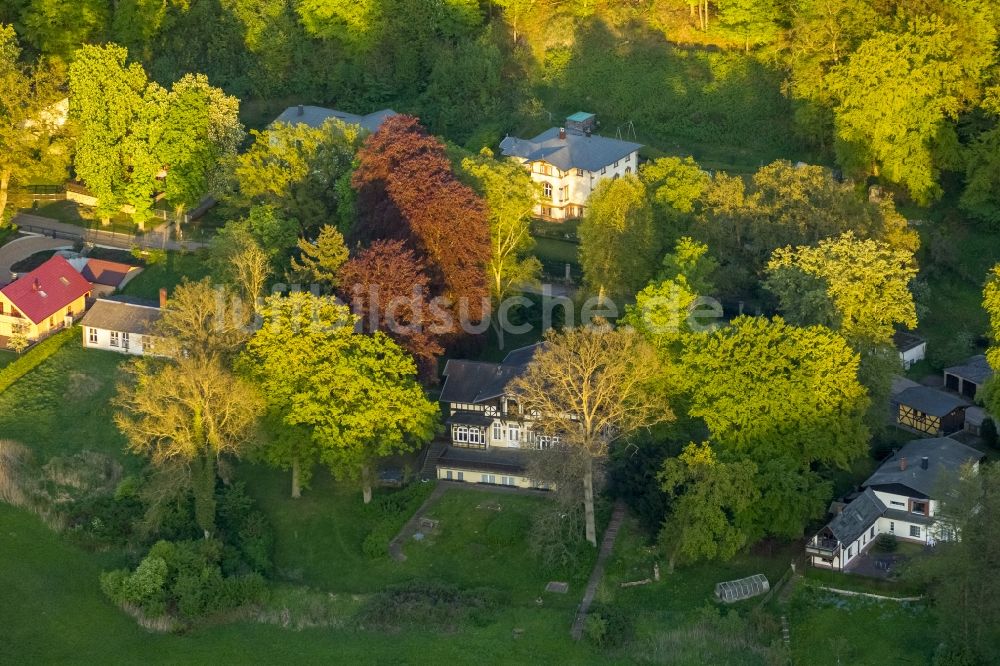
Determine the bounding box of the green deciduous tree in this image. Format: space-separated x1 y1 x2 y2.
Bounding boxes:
681 316 869 538
21 0 108 61
659 441 759 572
461 149 541 344
960 125 1000 228
717 0 781 53
765 232 918 344
232 118 363 234
239 291 439 501
0 25 69 224
579 176 659 302
828 14 995 203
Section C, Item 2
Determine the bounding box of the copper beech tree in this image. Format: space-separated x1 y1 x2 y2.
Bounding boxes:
351 114 491 331
337 239 444 380
511 325 672 546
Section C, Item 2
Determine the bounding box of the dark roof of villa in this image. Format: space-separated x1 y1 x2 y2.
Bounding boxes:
864 437 984 497
826 488 885 545
436 446 528 475
439 344 543 405
499 128 642 172
944 355 993 387
893 386 969 417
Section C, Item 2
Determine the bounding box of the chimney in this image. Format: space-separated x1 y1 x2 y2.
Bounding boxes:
899 457 908 471
558 127 566 140
32 278 40 292
921 456 929 470
159 287 167 309
297 104 304 117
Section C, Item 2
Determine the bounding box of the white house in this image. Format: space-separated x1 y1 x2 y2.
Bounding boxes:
271 105 397 134
893 330 926 370
433 344 556 488
499 112 643 221
806 437 984 571
79 297 162 356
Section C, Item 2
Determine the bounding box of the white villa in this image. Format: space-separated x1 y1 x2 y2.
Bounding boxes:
806 437 983 571
434 344 555 488
499 112 642 221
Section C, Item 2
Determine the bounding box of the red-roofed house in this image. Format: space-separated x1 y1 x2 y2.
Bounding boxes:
0 256 92 342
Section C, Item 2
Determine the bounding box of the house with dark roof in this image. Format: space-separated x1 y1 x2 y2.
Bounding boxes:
944 355 993 400
434 343 552 488
79 297 162 356
892 385 969 436
893 330 926 370
271 105 397 134
0 255 91 343
499 112 642 221
806 437 983 570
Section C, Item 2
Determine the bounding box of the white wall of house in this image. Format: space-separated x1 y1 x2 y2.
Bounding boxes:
899 343 926 370
82 326 154 356
522 150 639 220
436 467 536 489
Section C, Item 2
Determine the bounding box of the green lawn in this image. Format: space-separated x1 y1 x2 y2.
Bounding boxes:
0 339 134 466
788 585 934 665
29 200 140 236
533 236 580 266
121 250 214 300
0 502 608 664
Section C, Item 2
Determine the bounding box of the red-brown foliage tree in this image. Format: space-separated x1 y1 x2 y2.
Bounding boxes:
337 239 444 380
352 115 491 324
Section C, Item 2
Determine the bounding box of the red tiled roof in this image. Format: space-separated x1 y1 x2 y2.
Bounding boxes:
80 258 136 287
0 255 92 324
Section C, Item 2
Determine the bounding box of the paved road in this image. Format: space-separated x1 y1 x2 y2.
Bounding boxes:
571 498 627 640
12 212 206 251
0 235 74 285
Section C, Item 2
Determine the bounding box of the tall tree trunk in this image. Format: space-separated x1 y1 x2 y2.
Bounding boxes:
0 170 10 224
362 464 373 504
583 456 596 547
194 453 217 539
291 458 302 499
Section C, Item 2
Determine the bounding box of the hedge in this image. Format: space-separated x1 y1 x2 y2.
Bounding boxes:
0 327 78 395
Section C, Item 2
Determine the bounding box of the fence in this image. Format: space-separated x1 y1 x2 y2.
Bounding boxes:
25 184 66 201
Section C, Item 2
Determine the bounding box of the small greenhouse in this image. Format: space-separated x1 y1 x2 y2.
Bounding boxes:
714 574 769 603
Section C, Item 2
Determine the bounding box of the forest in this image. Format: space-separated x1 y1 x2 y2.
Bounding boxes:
0 0 998 220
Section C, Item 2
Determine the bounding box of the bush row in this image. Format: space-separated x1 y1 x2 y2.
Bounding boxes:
0 327 77 394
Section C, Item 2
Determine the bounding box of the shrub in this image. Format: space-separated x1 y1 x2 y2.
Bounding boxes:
584 603 633 648
361 481 436 559
217 482 274 574
0 327 76 395
874 533 899 553
354 581 506 633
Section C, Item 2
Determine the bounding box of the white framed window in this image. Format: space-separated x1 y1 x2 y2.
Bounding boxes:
457 471 464 481
453 425 485 447
492 423 502 441
485 404 498 416
109 331 120 347
890 500 905 507
122 332 130 350
445 470 453 480
481 474 496 484
88 328 98 344
601 166 607 174
910 525 921 538
142 336 153 353
501 476 515 486
543 182 553 199
847 547 853 559
870 526 875 538
614 160 619 168
576 168 584 176
508 426 521 444
889 521 895 533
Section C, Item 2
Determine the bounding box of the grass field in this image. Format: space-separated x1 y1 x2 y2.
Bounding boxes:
121 250 214 300
788 585 934 665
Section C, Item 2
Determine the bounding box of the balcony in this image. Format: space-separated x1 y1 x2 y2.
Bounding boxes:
805 537 840 557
